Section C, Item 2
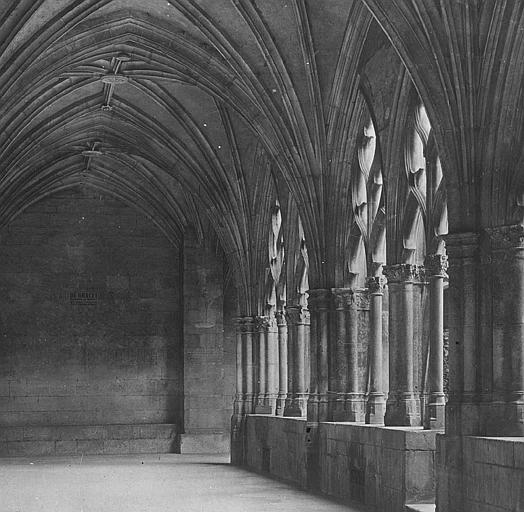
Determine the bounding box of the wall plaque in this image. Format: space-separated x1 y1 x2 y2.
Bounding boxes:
70 290 98 306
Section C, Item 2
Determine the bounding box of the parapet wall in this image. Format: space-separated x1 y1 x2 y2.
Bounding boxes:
242 415 438 512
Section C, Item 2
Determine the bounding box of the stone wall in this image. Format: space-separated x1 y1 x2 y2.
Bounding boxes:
0 188 183 453
437 435 524 512
181 230 236 453
243 415 438 512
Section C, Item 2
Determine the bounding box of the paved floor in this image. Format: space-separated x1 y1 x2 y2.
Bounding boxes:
0 453 364 512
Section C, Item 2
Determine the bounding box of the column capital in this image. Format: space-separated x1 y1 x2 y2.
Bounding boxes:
275 310 287 326
485 224 524 251
383 263 419 283
366 275 387 294
235 316 255 333
445 231 479 259
285 305 310 325
331 288 355 310
254 315 270 331
307 289 331 311
424 253 449 278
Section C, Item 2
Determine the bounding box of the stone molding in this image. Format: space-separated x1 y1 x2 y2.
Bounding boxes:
366 275 387 294
424 253 449 278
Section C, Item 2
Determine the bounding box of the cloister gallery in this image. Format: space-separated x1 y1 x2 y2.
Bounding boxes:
0 1 523 512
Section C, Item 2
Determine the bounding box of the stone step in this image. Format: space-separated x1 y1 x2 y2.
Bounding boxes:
405 504 436 512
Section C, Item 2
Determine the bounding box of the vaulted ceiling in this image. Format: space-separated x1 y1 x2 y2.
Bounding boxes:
1 1 523 311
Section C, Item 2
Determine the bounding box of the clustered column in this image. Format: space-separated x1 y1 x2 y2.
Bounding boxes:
307 290 331 424
383 264 420 426
331 288 364 421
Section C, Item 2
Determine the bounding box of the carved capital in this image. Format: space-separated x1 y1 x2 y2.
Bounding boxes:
355 289 370 310
331 288 355 310
285 306 310 325
254 315 270 331
275 310 287 326
383 263 419 283
424 253 449 278
366 275 387 294
307 289 331 311
486 224 524 252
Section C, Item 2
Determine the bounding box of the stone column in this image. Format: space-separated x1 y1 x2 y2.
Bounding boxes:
254 316 271 414
365 274 387 424
424 253 448 430
332 288 364 421
307 290 331 424
383 264 420 426
275 310 288 415
266 314 279 414
239 316 255 414
234 321 244 416
284 306 310 417
231 316 254 464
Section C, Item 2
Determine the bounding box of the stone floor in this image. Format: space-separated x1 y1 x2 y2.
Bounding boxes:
0 453 364 512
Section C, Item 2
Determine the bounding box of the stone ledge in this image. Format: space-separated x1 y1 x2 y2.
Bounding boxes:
180 432 230 454
0 424 179 456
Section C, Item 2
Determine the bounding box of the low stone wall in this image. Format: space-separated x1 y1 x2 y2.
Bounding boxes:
243 415 439 512
0 423 178 456
437 435 524 512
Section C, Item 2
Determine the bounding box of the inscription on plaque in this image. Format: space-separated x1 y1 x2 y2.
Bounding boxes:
70 290 98 306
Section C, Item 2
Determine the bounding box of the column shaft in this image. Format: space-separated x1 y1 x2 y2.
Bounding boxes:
284 306 309 417
424 253 448 429
366 276 386 424
276 311 288 415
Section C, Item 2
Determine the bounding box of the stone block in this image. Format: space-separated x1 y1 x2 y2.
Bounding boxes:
405 429 437 450
76 440 105 454
405 450 435 503
472 437 515 467
180 433 230 454
8 440 55 457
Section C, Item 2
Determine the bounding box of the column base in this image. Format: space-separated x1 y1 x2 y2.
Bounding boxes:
365 393 386 424
332 394 366 422
284 395 307 417
424 394 446 430
255 395 272 414
307 394 320 423
385 394 420 426
276 395 287 416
